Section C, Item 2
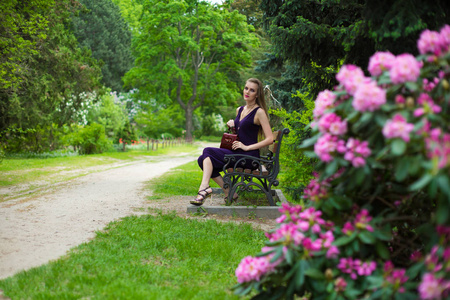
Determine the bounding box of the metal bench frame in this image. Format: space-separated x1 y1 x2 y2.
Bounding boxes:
222 128 289 206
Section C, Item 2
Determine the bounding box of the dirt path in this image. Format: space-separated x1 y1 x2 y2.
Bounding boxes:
0 151 200 280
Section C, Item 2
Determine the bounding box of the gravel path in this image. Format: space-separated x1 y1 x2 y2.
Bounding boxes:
0 152 199 280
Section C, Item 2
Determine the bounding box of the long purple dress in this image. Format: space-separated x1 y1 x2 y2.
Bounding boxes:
198 106 261 178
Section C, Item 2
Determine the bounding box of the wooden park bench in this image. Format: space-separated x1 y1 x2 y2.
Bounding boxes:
222 128 290 206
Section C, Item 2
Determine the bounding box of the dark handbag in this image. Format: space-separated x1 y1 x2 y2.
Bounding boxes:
220 126 238 150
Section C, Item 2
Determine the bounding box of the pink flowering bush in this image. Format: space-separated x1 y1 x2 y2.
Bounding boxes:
233 24 450 299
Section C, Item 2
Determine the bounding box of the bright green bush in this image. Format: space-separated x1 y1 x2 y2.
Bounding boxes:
66 123 112 154
271 91 316 202
0 125 65 153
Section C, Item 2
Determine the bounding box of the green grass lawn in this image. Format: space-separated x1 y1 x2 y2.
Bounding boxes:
146 160 220 199
0 144 270 299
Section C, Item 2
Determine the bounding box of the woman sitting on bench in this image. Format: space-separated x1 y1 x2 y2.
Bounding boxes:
191 78 273 206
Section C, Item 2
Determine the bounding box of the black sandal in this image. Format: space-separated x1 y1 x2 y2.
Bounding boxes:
190 187 212 206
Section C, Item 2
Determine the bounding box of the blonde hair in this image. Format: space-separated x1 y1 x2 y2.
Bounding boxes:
246 78 268 117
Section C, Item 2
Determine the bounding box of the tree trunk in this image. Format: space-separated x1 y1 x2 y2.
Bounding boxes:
185 105 194 142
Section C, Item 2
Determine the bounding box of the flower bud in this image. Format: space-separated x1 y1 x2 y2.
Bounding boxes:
406 97 415 108
442 79 449 90
325 268 334 280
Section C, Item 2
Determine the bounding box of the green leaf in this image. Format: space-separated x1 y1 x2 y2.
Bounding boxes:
294 260 309 290
395 157 410 182
284 248 294 265
408 156 422 176
409 173 433 191
391 139 407 156
270 247 285 263
405 81 419 91
406 262 424 279
346 110 359 122
344 287 362 298
366 275 384 289
437 175 450 196
436 196 450 224
333 232 357 246
375 241 390 260
325 159 338 177
358 231 376 244
304 268 325 280
332 195 353 210
299 135 319 148
352 112 373 132
373 226 392 241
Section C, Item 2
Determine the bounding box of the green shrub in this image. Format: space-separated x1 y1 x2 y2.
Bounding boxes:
271 91 316 202
0 125 65 153
66 123 112 154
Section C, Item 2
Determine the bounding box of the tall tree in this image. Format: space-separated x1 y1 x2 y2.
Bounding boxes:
0 0 102 136
110 0 143 34
71 0 134 92
123 0 259 140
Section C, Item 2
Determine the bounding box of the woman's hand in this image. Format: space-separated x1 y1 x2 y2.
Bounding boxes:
232 141 248 151
226 120 235 128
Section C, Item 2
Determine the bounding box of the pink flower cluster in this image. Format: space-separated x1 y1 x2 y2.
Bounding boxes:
389 53 422 85
383 261 409 293
314 133 346 162
337 257 376 280
317 113 348 135
267 223 305 246
413 93 442 117
367 51 422 84
344 138 372 167
303 169 345 202
342 208 374 234
368 51 396 76
417 226 450 299
418 273 450 300
423 77 440 92
382 114 415 142
418 25 450 56
352 80 387 112
314 90 337 119
336 64 388 112
354 209 374 231
334 277 347 292
314 134 372 167
303 175 329 202
235 204 343 284
336 64 367 95
235 255 276 283
424 127 450 169
271 205 339 258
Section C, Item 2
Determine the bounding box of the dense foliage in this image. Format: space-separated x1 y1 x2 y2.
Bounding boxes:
234 25 450 299
71 0 134 92
123 0 259 140
0 0 103 152
271 91 316 202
